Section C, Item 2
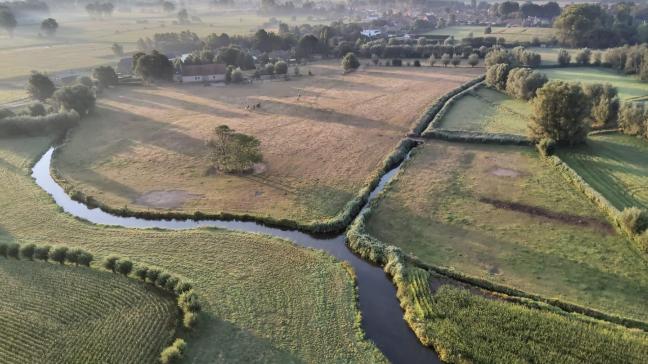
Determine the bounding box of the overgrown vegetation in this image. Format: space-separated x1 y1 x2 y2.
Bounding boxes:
206 125 262 174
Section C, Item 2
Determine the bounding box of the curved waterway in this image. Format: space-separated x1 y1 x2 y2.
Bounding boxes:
32 147 441 364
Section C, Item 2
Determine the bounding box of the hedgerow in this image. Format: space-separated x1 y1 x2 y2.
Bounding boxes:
422 129 530 145
0 111 80 137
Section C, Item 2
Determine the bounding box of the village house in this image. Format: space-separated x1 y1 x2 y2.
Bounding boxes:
177 63 227 83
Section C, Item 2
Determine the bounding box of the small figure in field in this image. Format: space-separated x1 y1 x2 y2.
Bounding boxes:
308 70 313 76
297 89 302 100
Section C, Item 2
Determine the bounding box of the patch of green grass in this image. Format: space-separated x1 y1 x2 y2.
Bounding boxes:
365 141 648 322
424 285 648 363
0 136 386 363
424 26 555 43
438 87 530 135
558 133 648 210
0 258 177 363
541 67 648 101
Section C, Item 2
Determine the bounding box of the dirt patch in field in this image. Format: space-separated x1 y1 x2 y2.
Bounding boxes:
479 197 615 234
134 190 203 209
489 167 522 177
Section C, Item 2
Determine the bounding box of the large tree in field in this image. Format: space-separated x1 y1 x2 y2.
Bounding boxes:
529 81 590 145
296 34 319 59
134 50 174 81
40 18 58 36
341 52 360 71
0 8 17 37
27 72 56 101
93 66 118 87
554 4 616 48
53 84 96 116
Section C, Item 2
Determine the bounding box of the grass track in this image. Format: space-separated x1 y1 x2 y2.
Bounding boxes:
0 136 386 363
0 258 177 364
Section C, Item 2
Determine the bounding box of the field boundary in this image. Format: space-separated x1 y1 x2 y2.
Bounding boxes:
422 81 483 133
410 76 485 135
0 243 196 363
422 129 531 145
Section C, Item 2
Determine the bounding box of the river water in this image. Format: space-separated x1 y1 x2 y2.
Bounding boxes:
32 147 441 364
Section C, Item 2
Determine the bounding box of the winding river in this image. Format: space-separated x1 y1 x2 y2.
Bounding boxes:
32 147 441 364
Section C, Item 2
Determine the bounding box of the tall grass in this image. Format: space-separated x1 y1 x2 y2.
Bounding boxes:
0 111 80 137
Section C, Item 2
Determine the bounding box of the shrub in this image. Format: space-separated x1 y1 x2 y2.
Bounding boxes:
582 83 619 128
529 81 590 145
52 84 95 116
557 49 571 66
174 280 193 294
103 255 120 272
183 311 198 328
156 272 171 287
537 138 556 157
618 103 646 136
592 51 602 66
575 48 592 65
7 243 20 259
34 245 50 261
27 71 55 101
28 102 47 116
468 53 479 67
429 56 436 66
77 76 94 88
413 60 421 67
505 67 548 100
66 248 81 265
77 251 93 267
165 276 179 291
392 59 403 67
92 66 118 88
146 268 161 283
485 63 510 91
206 125 262 173
134 265 149 280
116 259 133 276
451 55 461 67
274 61 288 74
160 338 186 364
485 49 513 67
178 290 201 312
50 246 68 264
0 242 7 258
620 207 648 235
341 52 360 71
20 244 36 260
0 108 14 119
441 53 451 67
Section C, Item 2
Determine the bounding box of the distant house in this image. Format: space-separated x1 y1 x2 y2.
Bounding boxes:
179 64 227 83
117 57 134 75
361 29 382 38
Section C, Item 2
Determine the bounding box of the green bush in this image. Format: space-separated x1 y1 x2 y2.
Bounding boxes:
583 83 619 128
274 61 288 74
7 243 20 259
342 52 360 71
178 290 201 312
20 243 36 260
50 246 68 264
574 48 592 65
619 207 648 235
77 251 93 267
485 48 514 67
485 63 511 91
34 245 50 261
146 268 161 283
618 103 646 137
116 259 133 275
134 265 148 280
505 67 547 100
557 49 571 66
156 272 171 287
103 255 119 272
0 242 7 258
536 138 556 157
160 338 186 364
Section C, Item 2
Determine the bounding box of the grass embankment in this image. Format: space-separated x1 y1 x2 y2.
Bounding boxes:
0 136 386 363
365 141 648 322
434 86 530 135
52 64 480 228
423 26 555 43
558 133 648 210
0 258 177 363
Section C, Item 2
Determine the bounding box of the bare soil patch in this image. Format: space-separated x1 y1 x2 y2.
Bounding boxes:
135 190 203 209
489 167 522 177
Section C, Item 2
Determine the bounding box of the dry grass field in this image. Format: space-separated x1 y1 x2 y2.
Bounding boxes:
54 63 481 224
365 141 648 322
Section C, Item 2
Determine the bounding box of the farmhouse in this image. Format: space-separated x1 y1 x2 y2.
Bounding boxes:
179 64 227 83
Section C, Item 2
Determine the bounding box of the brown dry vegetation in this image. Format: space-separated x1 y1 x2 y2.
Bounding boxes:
54 62 481 224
